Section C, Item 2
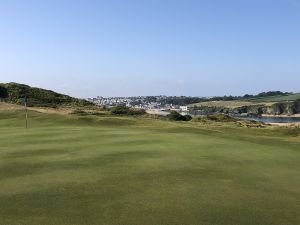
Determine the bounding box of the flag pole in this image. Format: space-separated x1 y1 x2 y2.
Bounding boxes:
24 96 28 129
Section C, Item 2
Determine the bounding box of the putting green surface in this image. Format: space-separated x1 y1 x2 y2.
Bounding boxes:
0 110 300 225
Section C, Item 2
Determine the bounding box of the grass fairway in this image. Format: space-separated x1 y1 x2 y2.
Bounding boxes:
0 110 300 225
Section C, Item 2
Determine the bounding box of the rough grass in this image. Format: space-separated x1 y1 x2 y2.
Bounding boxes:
0 109 300 225
189 100 258 108
248 93 300 103
189 93 300 109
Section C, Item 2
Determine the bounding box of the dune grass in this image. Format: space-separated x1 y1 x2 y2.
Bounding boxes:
0 109 300 225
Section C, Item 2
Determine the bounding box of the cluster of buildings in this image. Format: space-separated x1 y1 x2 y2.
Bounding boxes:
86 96 189 112
87 96 135 107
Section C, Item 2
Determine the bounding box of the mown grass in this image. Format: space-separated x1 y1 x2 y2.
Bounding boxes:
0 109 300 225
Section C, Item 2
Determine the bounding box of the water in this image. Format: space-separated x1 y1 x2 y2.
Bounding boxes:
235 116 300 123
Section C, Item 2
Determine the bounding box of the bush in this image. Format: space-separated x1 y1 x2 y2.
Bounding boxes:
206 114 236 122
193 114 236 123
110 106 130 115
71 109 87 115
168 111 192 121
0 86 8 98
110 106 146 116
128 108 146 115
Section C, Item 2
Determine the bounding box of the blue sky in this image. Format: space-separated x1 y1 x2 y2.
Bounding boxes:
0 0 299 97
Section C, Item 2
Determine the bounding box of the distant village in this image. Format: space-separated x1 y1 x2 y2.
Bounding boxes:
86 91 299 117
86 96 189 113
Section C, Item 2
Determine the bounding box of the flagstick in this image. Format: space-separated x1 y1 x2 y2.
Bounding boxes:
25 96 28 129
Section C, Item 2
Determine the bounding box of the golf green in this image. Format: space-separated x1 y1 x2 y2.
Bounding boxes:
0 110 299 225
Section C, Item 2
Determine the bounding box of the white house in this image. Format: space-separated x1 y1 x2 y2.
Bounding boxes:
180 106 188 111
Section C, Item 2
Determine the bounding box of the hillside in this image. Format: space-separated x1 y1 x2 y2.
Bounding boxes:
247 93 300 103
189 92 300 116
190 100 265 109
0 82 93 107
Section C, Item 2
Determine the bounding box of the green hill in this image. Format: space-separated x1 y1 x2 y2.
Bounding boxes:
189 92 300 115
247 93 300 103
0 82 93 107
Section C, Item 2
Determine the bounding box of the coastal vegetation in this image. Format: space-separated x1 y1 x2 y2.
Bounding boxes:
110 106 146 115
168 110 192 121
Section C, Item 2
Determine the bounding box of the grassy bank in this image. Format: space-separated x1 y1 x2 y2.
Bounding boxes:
0 109 299 225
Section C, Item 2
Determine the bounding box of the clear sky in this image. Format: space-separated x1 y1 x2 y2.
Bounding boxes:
0 0 299 97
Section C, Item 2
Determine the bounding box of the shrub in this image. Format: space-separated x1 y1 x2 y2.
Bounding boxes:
168 111 192 121
206 114 236 122
0 86 8 98
110 106 146 116
128 108 146 115
71 109 87 115
110 106 130 115
193 114 236 123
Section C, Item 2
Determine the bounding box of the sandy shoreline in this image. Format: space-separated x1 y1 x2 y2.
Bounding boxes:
261 114 300 118
268 122 300 126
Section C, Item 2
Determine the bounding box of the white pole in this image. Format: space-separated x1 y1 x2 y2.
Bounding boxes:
25 96 28 129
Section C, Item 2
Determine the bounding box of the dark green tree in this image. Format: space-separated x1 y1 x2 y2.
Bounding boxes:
168 111 192 121
0 86 8 98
